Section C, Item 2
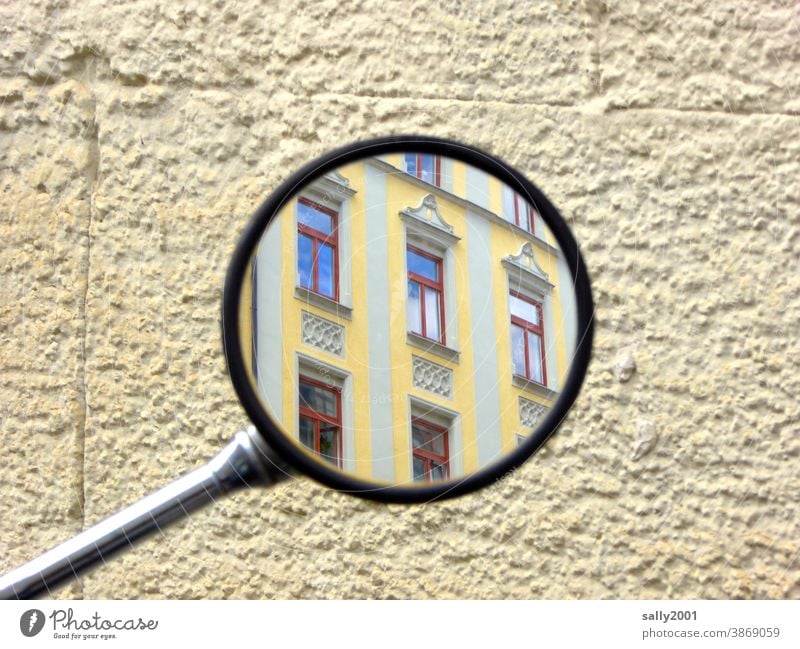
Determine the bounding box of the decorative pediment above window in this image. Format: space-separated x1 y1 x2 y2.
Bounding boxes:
400 194 461 248
503 242 554 297
306 170 357 206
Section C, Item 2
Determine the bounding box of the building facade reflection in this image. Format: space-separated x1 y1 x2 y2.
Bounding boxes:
242 153 577 484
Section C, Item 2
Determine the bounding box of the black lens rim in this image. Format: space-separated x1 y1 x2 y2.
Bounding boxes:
222 135 594 503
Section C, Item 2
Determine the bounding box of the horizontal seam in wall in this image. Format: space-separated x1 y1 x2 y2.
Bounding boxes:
1 74 798 121
313 92 800 120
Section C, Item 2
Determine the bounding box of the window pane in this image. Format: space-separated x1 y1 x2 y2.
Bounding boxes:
407 280 421 334
424 287 441 341
502 187 516 222
510 294 539 324
420 154 435 184
407 249 439 281
430 461 447 481
404 153 417 177
511 324 526 376
413 456 426 482
319 425 338 465
299 382 313 411
527 332 544 383
412 423 446 456
297 201 333 234
412 425 433 452
317 242 335 298
297 234 313 289
522 203 534 232
299 381 338 418
299 416 314 451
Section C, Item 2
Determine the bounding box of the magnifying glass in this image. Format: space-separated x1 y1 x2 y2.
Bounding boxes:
0 136 594 599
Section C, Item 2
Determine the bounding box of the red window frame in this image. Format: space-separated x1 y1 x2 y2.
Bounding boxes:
510 192 535 234
411 417 450 482
407 244 446 345
297 197 339 301
407 153 441 187
298 375 342 468
510 290 547 386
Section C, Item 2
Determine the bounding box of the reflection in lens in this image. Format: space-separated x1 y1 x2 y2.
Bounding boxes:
239 152 579 485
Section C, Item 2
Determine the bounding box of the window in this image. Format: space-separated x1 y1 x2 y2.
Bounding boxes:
405 153 441 187
406 245 445 344
400 193 461 359
409 396 461 480
411 418 449 482
297 197 338 300
502 186 536 234
509 290 547 386
298 375 342 467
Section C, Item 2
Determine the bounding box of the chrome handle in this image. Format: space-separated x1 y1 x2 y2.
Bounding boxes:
0 427 290 599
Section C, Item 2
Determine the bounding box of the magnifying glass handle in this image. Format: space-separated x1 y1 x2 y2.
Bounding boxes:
0 427 290 600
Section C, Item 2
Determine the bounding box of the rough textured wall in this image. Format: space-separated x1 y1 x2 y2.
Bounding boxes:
1 0 798 599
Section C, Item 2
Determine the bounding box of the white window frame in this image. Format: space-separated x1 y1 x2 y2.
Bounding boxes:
503 243 559 400
501 184 547 242
296 352 355 474
402 153 441 188
407 395 463 481
294 171 356 319
399 194 461 362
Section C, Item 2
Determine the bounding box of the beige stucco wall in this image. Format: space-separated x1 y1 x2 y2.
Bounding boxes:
1 0 798 599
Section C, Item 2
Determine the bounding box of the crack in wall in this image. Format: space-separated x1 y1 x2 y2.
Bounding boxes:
583 0 608 96
73 51 101 602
